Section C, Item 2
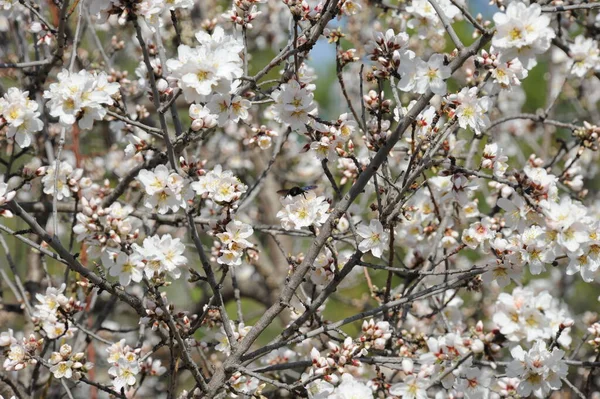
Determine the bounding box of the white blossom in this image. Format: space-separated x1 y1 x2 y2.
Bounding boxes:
492 2 555 70
191 165 247 204
389 375 428 399
0 183 16 217
399 53 451 95
407 0 459 38
215 322 251 356
165 27 243 103
109 357 139 392
482 143 509 177
132 234 187 279
136 165 192 214
41 161 83 200
0 88 43 147
44 69 119 129
449 87 492 136
215 220 254 266
102 251 145 286
271 79 317 133
569 35 600 77
276 191 329 230
330 373 373 399
494 286 571 346
507 341 567 398
207 91 251 126
189 103 217 130
357 219 389 258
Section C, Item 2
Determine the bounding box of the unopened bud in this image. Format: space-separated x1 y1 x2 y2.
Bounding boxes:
156 79 169 92
561 318 574 329
471 339 485 354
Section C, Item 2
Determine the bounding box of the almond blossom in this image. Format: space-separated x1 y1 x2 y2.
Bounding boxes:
453 367 491 399
101 250 145 286
569 35 600 77
360 319 391 350
448 87 492 136
34 285 80 340
43 69 119 129
0 182 15 217
482 143 509 177
165 26 243 103
310 247 336 286
132 233 187 280
0 88 43 147
48 344 93 380
1 333 42 371
276 191 330 230
191 165 247 205
406 0 459 39
228 371 261 398
207 90 251 126
357 219 389 258
492 2 555 70
215 220 254 266
109 357 139 392
215 322 252 356
137 165 193 214
389 375 428 399
271 79 317 133
330 373 373 399
189 103 217 130
493 286 572 346
40 161 83 200
399 53 451 96
507 341 567 398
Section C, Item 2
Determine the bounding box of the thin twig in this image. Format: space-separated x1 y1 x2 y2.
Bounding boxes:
132 17 178 171
428 0 463 50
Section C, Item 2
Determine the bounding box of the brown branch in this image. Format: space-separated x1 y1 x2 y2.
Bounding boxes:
201 31 493 396
9 201 146 316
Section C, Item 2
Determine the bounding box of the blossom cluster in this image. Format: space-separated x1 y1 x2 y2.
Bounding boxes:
0 330 43 371
276 190 330 230
0 88 43 147
137 164 193 214
48 344 94 380
40 161 83 200
1 0 600 398
166 27 244 103
191 165 248 205
271 79 318 133
507 341 568 397
73 200 140 256
129 233 188 280
34 285 82 340
44 69 119 129
494 286 572 346
215 219 254 266
106 340 141 392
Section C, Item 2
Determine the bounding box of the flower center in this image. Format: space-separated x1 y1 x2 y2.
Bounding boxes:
197 70 210 81
509 28 523 41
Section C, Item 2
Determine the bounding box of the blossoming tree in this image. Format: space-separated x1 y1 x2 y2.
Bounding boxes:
0 0 599 397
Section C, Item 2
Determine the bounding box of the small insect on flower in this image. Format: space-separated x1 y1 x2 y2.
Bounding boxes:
277 185 318 198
